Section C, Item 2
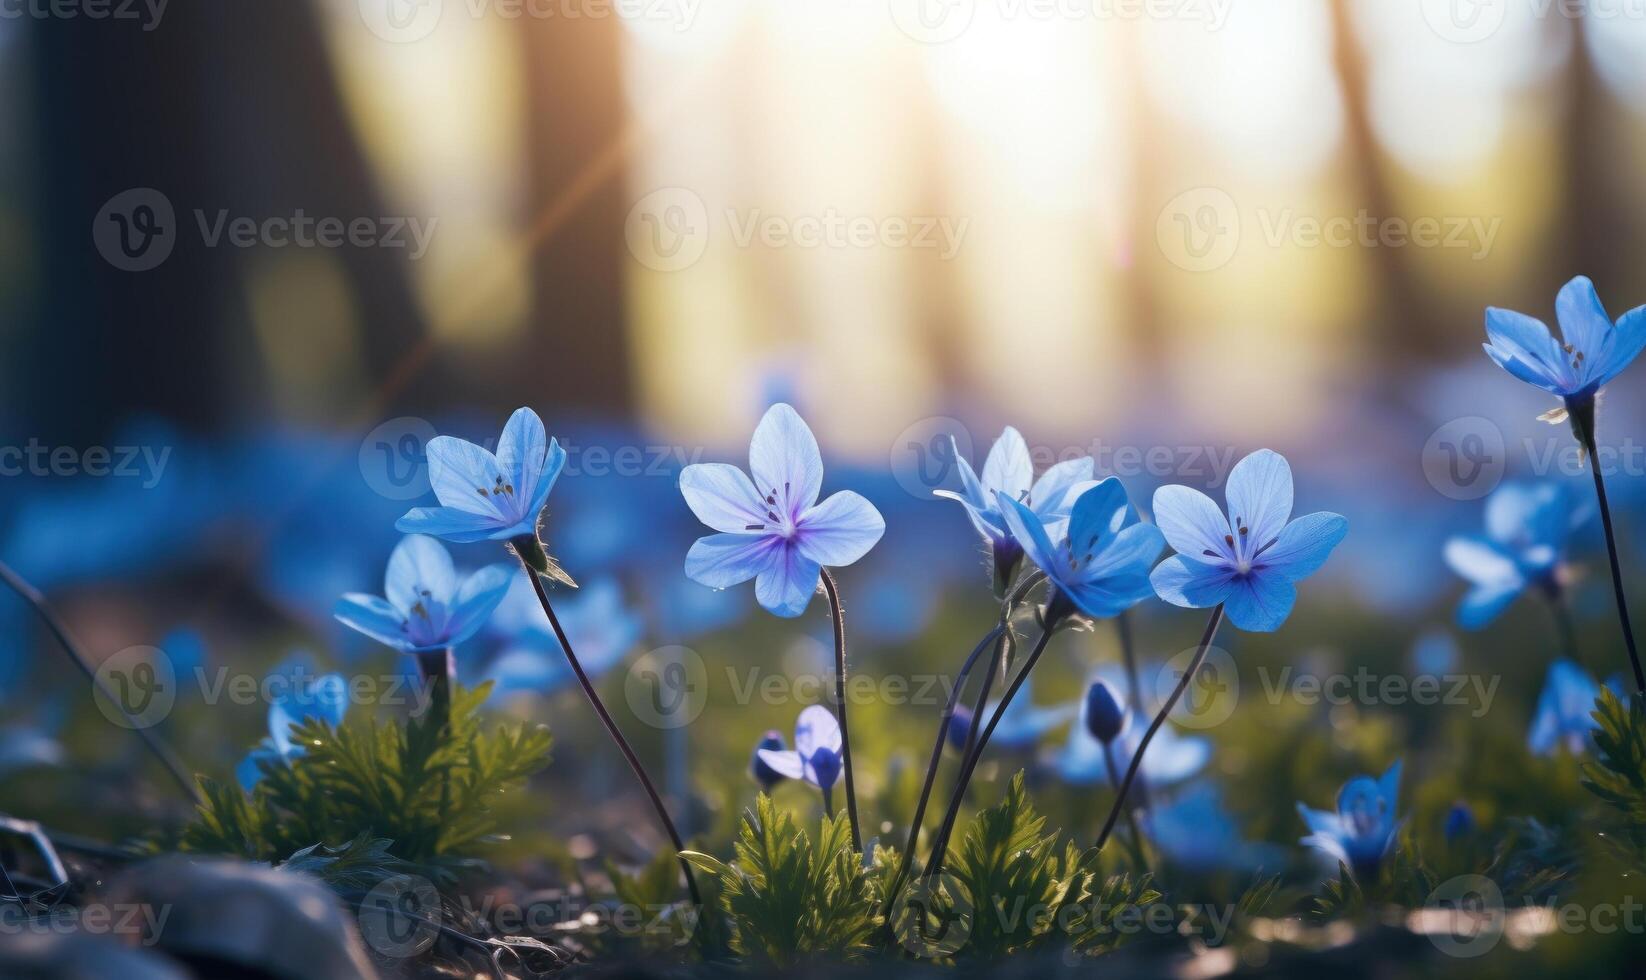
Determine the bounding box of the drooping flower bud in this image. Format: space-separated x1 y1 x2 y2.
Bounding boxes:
1083 680 1126 744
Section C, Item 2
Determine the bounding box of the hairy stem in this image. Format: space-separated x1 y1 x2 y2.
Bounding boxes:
518 556 702 907
1580 430 1645 695
1096 605 1224 853
1116 611 1152 811
1104 742 1150 874
817 569 861 851
0 559 200 804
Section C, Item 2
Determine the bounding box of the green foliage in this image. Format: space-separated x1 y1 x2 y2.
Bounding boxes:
1061 865 1162 956
944 772 1073 957
1306 862 1363 922
181 683 551 884
604 847 731 960
681 794 880 966
1581 688 1646 870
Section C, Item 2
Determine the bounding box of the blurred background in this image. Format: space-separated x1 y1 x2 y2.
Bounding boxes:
2 0 1646 942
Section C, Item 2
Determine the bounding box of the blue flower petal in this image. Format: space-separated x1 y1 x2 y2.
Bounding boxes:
1224 449 1293 547
748 404 823 518
680 463 769 533
525 438 567 525
796 491 885 567
496 408 547 509
685 533 777 589
334 593 410 651
1088 521 1164 580
396 506 507 543
1443 536 1520 589
1222 572 1297 632
998 491 1060 580
385 535 456 613
1152 485 1232 564
1150 555 1236 610
753 544 822 617
1555 275 1612 362
793 704 841 757
1457 581 1522 629
1484 307 1569 394
1029 456 1095 519
1262 512 1347 582
1065 479 1130 553
425 435 508 518
756 748 806 781
980 426 1033 502
1593 304 1646 388
443 564 514 646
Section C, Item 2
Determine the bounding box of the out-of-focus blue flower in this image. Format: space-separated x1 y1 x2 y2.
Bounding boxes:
160 628 207 690
1527 659 1612 756
481 577 641 698
945 675 1077 752
335 535 512 653
751 730 787 792
648 568 747 641
0 700 67 778
1484 276 1646 405
1152 450 1348 632
757 704 843 794
1057 666 1209 787
1444 801 1476 842
237 671 350 790
1444 482 1579 629
1144 783 1278 872
680 404 885 618
998 479 1163 620
1298 760 1403 880
935 427 1094 589
397 408 567 543
1408 630 1461 676
1083 680 1126 743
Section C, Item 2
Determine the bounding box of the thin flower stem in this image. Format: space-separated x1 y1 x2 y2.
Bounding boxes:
1546 591 1580 663
1115 611 1151 811
881 573 1044 916
924 618 1060 882
1579 430 1646 695
817 569 861 851
1103 742 1150 875
0 559 200 805
880 622 1004 916
518 556 702 908
1095 605 1224 853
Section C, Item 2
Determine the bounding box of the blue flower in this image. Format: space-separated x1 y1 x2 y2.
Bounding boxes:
397 408 567 543
481 577 641 698
1151 450 1347 632
1444 482 1579 629
997 478 1164 620
680 404 885 618
1444 802 1475 842
1057 666 1209 787
1298 760 1403 880
944 675 1077 752
1484 276 1646 405
756 705 843 793
334 535 512 653
237 671 350 790
751 730 787 792
1527 658 1610 756
935 427 1095 587
1144 783 1278 872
